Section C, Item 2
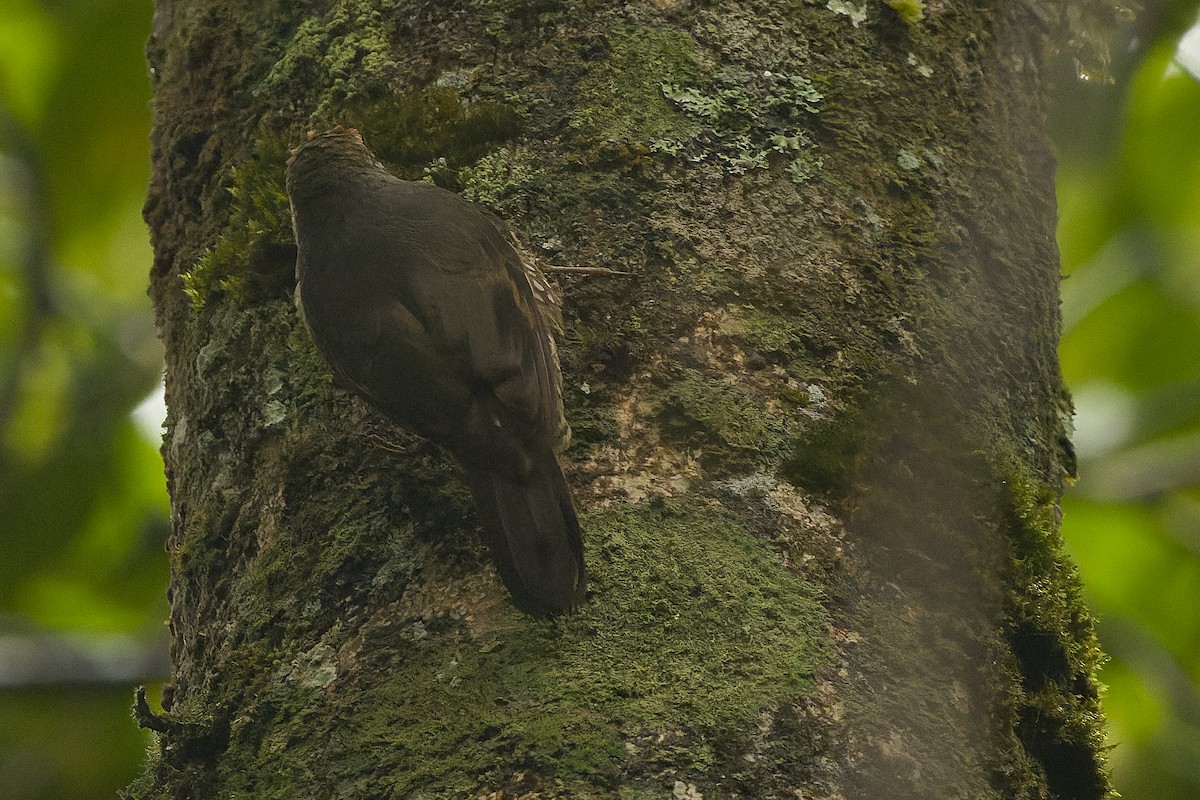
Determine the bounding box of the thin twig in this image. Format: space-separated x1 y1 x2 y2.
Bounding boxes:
542 265 633 276
133 686 172 733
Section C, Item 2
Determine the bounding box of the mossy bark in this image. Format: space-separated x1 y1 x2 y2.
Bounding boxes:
131 1 1108 798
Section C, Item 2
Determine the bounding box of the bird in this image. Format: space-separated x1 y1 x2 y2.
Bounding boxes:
286 127 585 615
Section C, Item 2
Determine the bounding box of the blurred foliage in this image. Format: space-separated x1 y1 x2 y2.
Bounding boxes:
1052 1 1200 798
0 0 164 798
0 686 159 798
0 0 1197 798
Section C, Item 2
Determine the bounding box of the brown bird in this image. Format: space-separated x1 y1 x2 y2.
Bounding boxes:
286 128 585 615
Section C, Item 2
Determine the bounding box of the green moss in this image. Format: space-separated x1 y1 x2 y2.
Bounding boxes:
477 0 569 47
884 0 925 25
786 149 825 183
346 87 522 176
564 393 620 450
722 306 808 359
183 82 522 310
165 503 830 797
181 0 524 307
121 744 162 799
998 462 1111 799
571 24 703 145
658 66 823 180
258 0 400 116
457 144 547 211
332 503 830 793
573 503 830 720
183 137 293 308
782 411 865 500
658 367 787 459
258 0 525 167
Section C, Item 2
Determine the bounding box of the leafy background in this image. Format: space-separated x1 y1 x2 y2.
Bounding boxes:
0 1 1197 797
1053 2 1200 795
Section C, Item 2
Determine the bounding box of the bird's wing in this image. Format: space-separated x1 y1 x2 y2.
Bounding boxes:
298 236 476 442
377 190 566 443
345 296 477 434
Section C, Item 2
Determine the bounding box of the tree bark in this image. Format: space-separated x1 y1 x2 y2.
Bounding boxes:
130 1 1109 798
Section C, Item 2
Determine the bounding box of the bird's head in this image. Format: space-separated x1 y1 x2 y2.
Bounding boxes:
285 127 389 202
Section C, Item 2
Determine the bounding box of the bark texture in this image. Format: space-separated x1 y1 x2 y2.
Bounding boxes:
132 1 1108 798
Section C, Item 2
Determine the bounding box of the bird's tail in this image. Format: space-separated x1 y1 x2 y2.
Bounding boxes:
464 452 586 616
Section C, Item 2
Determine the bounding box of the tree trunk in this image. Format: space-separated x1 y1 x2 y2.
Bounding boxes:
130 1 1108 798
